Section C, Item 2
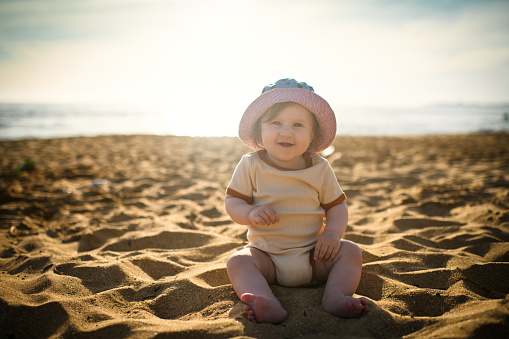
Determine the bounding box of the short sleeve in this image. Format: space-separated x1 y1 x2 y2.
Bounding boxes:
226 154 255 204
319 160 346 211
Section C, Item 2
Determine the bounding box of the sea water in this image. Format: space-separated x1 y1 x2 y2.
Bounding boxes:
0 103 508 140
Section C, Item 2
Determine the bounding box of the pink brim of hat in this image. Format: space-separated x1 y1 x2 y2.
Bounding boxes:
239 88 336 153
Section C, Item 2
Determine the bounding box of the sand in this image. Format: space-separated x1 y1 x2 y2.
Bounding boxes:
0 134 508 338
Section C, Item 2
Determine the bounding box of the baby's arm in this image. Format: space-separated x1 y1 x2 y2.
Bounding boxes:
314 201 348 262
225 194 280 226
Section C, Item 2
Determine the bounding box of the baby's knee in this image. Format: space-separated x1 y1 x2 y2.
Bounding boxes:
226 252 246 271
226 249 259 273
341 241 363 264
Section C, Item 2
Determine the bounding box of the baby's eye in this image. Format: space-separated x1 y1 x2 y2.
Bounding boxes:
270 121 281 125
293 123 303 127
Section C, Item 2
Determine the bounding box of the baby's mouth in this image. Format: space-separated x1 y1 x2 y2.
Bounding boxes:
278 142 294 147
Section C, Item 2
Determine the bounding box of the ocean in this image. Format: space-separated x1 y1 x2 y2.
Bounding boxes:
1 103 508 140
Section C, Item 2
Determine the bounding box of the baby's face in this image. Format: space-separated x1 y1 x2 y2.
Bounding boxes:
261 103 315 169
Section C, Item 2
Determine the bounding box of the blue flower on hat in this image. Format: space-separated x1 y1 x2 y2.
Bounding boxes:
262 78 315 94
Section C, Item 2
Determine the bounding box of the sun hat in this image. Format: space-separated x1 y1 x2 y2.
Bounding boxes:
239 78 336 153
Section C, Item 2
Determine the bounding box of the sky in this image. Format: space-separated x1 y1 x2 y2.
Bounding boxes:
0 0 508 136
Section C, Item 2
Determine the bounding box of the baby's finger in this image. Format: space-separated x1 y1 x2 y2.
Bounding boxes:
269 211 280 224
314 243 325 260
323 246 333 261
260 214 271 225
254 214 268 225
262 207 279 224
316 244 328 261
261 214 273 225
328 246 340 261
313 243 320 260
263 206 276 224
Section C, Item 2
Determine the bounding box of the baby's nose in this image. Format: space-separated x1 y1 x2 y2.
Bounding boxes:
279 125 292 135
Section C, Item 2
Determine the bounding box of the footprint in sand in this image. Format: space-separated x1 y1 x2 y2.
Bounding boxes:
7 255 53 274
101 231 214 252
3 299 69 336
78 228 127 252
148 279 232 320
53 262 134 293
195 267 230 287
199 206 232 227
390 289 463 317
410 201 462 217
130 255 186 280
392 218 461 230
158 181 195 197
200 207 222 219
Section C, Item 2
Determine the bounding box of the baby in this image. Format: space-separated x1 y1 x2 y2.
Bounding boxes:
225 78 368 324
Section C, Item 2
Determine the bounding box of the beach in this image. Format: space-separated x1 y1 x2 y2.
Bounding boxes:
0 133 508 338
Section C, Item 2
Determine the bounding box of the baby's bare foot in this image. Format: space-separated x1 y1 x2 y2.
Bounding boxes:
240 293 288 324
322 294 368 318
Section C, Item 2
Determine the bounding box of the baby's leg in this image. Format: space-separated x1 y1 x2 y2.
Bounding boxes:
226 247 287 324
315 240 368 318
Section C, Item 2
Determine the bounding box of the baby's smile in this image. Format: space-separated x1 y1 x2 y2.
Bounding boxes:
259 103 315 169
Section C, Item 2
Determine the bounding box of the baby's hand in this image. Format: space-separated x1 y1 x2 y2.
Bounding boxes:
248 205 280 226
314 230 341 262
